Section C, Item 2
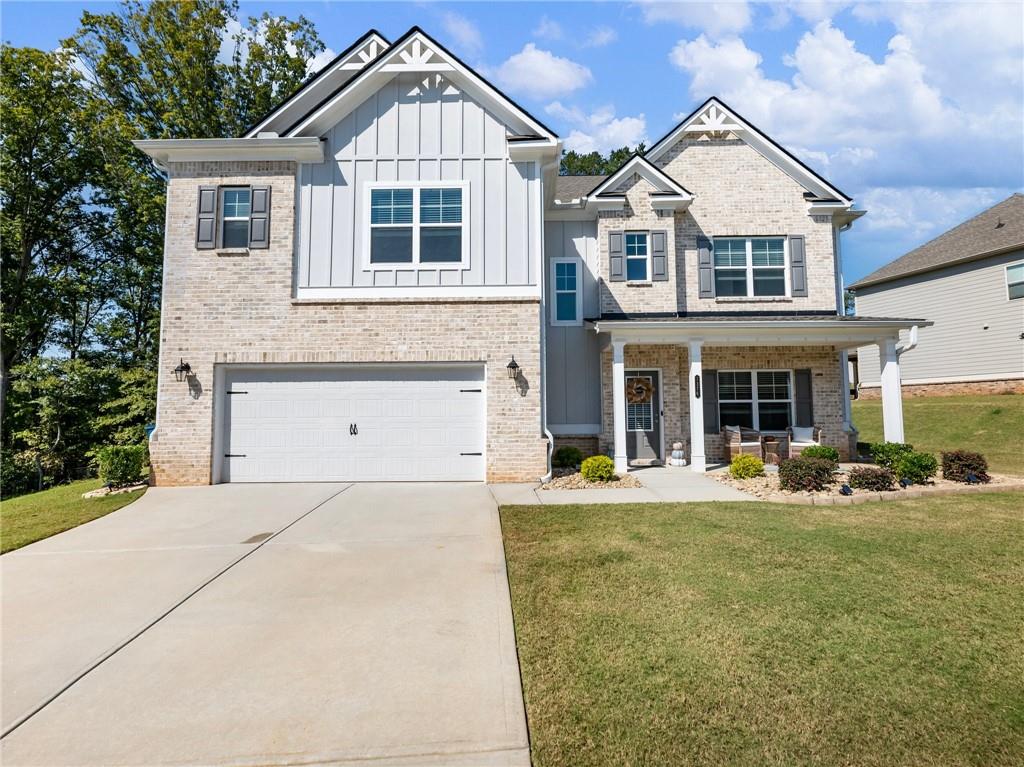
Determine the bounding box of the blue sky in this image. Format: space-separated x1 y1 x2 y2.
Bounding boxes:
3 1 1022 283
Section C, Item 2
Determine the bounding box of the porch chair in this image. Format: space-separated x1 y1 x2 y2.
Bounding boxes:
722 425 763 460
785 425 824 459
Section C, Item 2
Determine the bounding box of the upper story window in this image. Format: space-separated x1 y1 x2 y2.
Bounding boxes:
625 232 649 281
195 185 270 251
551 258 582 325
1006 262 1024 300
718 370 793 431
221 188 252 248
368 184 466 268
713 237 788 297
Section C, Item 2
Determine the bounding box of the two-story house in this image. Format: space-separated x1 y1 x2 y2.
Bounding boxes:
136 27 924 485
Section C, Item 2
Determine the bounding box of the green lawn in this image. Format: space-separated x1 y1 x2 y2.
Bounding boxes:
852 394 1024 475
502 494 1024 767
1 479 145 554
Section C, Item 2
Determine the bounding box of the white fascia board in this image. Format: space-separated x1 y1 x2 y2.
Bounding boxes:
588 156 692 199
133 138 325 169
508 138 561 162
584 196 627 213
650 195 692 211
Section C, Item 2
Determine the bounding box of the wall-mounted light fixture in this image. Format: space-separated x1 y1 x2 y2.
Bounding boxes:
506 356 521 380
694 374 701 399
173 358 193 383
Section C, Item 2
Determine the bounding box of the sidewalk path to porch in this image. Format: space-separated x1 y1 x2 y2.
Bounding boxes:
491 466 756 505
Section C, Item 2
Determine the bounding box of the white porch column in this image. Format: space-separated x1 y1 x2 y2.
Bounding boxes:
878 337 905 442
687 339 706 473
839 350 853 430
611 339 628 474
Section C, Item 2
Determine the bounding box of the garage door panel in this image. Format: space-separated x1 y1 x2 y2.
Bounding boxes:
222 366 485 482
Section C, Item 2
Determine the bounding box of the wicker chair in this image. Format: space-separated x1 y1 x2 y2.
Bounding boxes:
785 425 824 459
722 425 763 460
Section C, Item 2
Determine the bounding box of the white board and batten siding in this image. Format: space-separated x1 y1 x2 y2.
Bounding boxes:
295 73 540 293
544 220 603 433
856 250 1024 386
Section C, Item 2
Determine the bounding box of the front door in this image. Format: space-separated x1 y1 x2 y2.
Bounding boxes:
625 370 662 463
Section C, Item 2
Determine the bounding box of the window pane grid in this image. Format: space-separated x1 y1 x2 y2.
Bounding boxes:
222 188 251 219
719 370 792 431
625 233 648 256
1008 263 1024 299
370 188 413 225
369 186 464 266
420 188 462 225
627 402 653 432
751 238 785 266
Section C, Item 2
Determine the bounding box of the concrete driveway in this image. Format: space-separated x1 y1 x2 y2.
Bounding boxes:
1 483 528 766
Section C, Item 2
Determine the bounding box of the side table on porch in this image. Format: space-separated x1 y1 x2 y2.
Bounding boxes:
762 436 782 466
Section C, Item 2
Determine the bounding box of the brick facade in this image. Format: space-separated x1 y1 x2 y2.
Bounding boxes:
858 378 1024 399
151 161 546 485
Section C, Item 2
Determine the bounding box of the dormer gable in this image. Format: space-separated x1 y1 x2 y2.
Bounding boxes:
587 155 693 213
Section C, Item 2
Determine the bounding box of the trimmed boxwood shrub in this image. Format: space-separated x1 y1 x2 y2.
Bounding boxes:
894 451 938 484
800 445 840 465
553 446 584 469
869 441 914 470
97 445 148 487
941 450 991 483
778 457 836 492
729 454 765 479
848 466 895 491
580 455 616 482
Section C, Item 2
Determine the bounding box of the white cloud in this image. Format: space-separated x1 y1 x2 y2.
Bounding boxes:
636 0 751 37
547 101 647 154
440 11 483 57
306 47 338 74
583 26 618 48
494 44 592 99
533 16 563 40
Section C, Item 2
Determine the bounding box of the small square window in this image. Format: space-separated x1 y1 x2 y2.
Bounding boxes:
1007 263 1024 300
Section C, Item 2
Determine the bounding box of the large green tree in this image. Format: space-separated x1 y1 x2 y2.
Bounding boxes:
560 144 646 176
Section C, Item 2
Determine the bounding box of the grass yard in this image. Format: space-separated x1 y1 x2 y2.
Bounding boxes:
1 479 145 554
852 393 1024 475
502 493 1024 767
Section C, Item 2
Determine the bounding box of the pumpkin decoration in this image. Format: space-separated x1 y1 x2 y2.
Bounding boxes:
625 376 655 404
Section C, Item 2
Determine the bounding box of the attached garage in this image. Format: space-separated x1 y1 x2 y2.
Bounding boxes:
217 365 486 483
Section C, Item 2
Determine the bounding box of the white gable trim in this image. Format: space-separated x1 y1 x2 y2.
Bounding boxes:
284 28 557 143
588 155 693 199
244 30 390 138
646 97 852 205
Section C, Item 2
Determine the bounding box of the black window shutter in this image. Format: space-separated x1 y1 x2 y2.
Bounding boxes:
697 236 714 297
249 186 271 249
794 369 814 426
789 235 807 297
196 186 217 249
609 231 624 281
651 230 668 281
702 369 719 434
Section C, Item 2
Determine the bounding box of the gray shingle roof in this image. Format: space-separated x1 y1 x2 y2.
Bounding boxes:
554 174 606 202
851 193 1024 289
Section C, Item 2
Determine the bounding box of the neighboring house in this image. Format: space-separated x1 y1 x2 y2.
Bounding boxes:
852 194 1024 398
136 27 923 485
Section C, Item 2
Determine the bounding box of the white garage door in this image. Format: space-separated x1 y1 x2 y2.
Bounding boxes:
220 365 485 482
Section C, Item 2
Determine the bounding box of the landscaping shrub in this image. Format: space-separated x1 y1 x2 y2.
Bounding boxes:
869 441 914 470
553 446 583 469
96 444 148 487
1 452 40 498
580 455 616 482
778 457 836 492
729 454 765 479
894 451 939 484
800 445 840 465
941 450 991 483
848 466 895 491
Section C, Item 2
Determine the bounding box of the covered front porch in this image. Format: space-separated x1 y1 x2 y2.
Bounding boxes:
589 316 927 473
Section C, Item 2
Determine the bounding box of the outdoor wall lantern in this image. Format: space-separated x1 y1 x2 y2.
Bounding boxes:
173 358 193 383
694 374 701 399
506 356 521 380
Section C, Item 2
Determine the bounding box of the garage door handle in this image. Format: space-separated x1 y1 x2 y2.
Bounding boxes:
460 452 482 456
224 454 247 458
460 388 482 393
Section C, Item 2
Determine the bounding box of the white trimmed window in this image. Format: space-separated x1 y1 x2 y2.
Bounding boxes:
221 187 252 248
714 237 788 297
551 258 582 325
1007 262 1024 300
368 183 467 267
625 232 650 282
718 370 793 431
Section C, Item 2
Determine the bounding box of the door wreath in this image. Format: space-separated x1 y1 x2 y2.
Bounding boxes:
625 376 655 404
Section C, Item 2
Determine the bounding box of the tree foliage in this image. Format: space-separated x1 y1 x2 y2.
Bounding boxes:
560 144 646 176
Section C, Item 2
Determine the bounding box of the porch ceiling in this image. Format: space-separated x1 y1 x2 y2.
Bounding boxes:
588 315 931 349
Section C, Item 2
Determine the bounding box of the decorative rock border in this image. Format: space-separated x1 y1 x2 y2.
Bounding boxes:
761 482 1024 506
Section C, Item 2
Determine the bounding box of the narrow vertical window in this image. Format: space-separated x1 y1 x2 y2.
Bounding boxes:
551 259 580 324
713 238 748 296
1006 262 1024 300
625 232 649 281
220 188 251 248
370 188 414 263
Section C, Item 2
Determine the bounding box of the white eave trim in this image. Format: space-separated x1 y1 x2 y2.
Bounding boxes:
587 155 693 199
508 138 561 162
133 138 325 169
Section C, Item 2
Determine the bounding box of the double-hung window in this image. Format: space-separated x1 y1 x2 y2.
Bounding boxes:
718 370 793 431
221 188 252 248
625 232 649 281
551 258 581 325
1007 262 1024 300
369 184 466 266
713 237 788 297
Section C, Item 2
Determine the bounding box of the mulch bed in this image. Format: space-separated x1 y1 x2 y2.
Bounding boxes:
541 467 644 490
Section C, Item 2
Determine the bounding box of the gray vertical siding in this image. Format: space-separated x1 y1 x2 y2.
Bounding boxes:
855 250 1024 385
545 220 602 430
296 73 538 289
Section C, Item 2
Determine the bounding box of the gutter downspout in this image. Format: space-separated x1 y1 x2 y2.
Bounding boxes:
538 156 560 483
896 325 919 357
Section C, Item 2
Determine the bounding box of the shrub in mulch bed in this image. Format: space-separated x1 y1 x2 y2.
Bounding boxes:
778 457 836 492
553 446 583 469
848 466 896 491
869 442 914 470
942 450 991 483
894 451 939 484
800 444 840 466
580 455 616 482
730 454 765 479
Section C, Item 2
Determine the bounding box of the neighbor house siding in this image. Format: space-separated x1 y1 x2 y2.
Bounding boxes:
296 72 539 291
855 250 1024 388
